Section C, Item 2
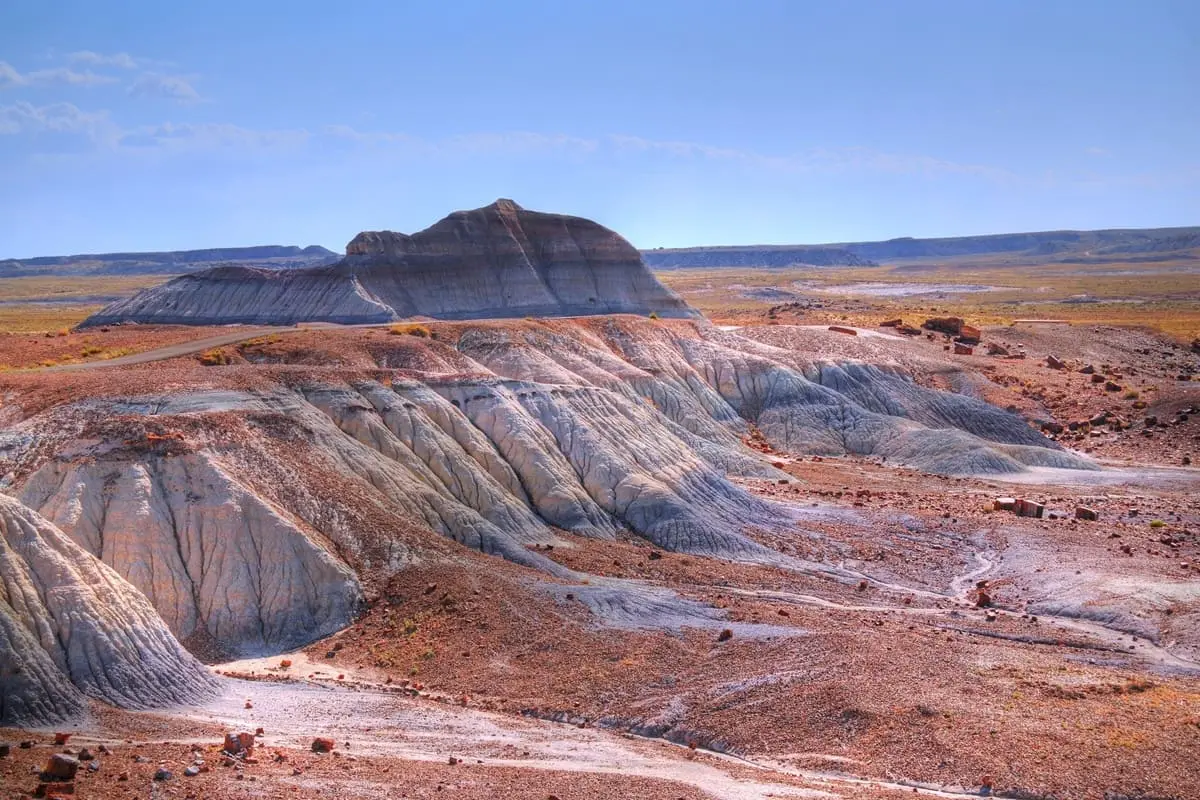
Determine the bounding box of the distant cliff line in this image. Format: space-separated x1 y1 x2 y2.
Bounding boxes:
642 225 1200 269
0 245 339 277
7 224 1197 276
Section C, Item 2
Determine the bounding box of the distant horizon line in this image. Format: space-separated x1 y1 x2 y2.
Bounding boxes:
5 221 1199 263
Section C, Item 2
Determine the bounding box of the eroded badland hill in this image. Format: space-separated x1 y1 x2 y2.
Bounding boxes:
1 203 1198 800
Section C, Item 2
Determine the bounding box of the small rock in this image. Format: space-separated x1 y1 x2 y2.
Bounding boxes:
52 733 71 746
223 731 255 755
1075 506 1099 521
184 765 201 777
41 754 79 781
716 628 733 642
154 767 173 781
0 742 9 758
311 737 336 753
1014 499 1044 518
76 749 93 762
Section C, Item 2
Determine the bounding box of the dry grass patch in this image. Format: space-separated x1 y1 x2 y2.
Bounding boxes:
389 323 432 337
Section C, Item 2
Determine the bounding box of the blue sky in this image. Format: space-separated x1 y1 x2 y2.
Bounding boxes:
1 1 1197 257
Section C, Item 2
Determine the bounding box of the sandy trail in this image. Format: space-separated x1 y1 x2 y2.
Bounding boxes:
988 464 1200 489
129 677 992 800
716 547 1200 674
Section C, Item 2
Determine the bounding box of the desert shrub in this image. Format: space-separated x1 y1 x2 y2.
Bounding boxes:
389 323 431 338
1149 520 1166 529
1123 390 1140 400
198 349 232 366
79 345 104 357
648 311 660 320
56 327 70 337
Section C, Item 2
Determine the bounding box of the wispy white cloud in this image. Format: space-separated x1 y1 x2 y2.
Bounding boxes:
444 131 599 155
0 101 113 137
609 134 759 163
118 121 308 151
322 126 599 158
319 126 1016 181
1084 146 1112 158
322 126 1015 181
0 62 23 89
68 51 139 70
0 60 118 89
608 134 1015 180
322 124 422 146
128 73 202 103
20 114 1179 191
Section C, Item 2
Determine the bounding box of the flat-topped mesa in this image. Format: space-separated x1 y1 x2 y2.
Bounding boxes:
82 200 699 327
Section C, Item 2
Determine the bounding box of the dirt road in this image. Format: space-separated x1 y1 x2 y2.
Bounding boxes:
37 326 299 372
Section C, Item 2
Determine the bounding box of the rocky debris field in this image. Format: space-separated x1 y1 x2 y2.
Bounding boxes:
1 315 1198 799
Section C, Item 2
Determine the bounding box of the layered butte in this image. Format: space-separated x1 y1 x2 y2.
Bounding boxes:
82 200 698 327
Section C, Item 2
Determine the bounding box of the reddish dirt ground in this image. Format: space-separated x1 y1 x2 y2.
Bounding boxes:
3 317 1200 800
